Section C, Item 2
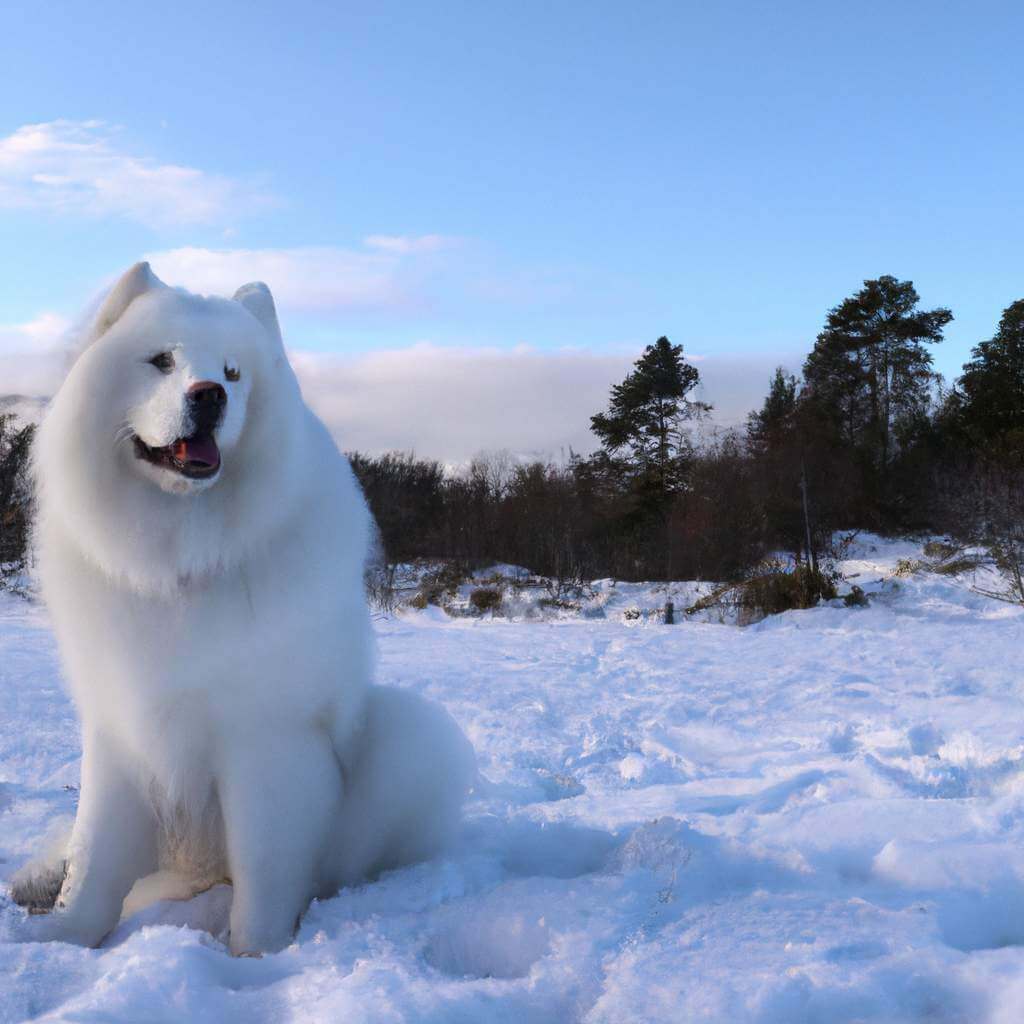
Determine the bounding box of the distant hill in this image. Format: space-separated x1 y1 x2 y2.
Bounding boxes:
0 394 48 427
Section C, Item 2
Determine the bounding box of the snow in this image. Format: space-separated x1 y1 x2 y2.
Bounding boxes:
5 536 1024 1021
375 560 722 623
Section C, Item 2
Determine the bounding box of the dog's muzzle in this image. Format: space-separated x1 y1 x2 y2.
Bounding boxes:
133 380 226 479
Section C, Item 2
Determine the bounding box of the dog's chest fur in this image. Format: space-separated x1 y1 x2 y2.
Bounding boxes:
46 532 368 818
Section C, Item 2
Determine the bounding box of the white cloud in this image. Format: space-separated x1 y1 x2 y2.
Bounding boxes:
363 234 456 255
146 243 445 312
1 311 70 349
0 120 268 227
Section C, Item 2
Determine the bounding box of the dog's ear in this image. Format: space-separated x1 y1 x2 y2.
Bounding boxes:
234 282 284 351
92 262 164 340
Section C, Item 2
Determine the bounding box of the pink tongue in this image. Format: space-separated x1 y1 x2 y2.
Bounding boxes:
173 435 220 468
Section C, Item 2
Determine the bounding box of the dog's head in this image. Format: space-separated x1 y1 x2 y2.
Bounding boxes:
36 263 309 591
83 263 286 496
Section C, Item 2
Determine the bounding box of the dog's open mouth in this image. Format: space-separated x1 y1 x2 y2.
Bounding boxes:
133 432 221 479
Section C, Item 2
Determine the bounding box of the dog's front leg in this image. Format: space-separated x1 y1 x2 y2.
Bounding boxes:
34 729 157 947
219 733 343 956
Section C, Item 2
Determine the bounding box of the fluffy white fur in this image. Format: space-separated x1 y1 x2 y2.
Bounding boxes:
22 263 474 955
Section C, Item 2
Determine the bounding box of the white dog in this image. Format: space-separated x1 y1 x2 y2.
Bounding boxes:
15 263 474 954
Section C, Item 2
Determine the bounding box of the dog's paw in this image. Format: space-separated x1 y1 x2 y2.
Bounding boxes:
9 859 67 913
23 913 107 947
13 905 112 948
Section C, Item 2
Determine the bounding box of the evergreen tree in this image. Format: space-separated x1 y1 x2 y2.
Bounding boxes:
802 275 951 488
955 299 1024 456
590 336 708 497
745 368 816 559
746 367 798 454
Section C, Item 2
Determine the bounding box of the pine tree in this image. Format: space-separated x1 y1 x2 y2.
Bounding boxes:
955 299 1024 456
802 276 951 484
590 336 708 497
744 368 815 559
747 367 798 454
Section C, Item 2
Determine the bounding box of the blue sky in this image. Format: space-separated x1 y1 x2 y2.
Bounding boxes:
2 0 1023 455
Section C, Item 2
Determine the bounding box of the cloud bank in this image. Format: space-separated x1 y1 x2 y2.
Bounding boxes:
292 344 791 464
0 312 71 396
0 307 791 463
0 121 267 227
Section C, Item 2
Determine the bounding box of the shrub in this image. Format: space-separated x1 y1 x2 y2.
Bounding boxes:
364 561 397 613
412 563 468 608
0 415 35 593
685 584 732 617
976 539 1024 605
470 587 502 614
930 555 982 576
892 557 922 578
736 565 837 620
537 597 580 611
686 563 837 624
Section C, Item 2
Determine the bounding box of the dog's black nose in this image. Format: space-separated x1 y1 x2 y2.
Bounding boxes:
187 380 226 434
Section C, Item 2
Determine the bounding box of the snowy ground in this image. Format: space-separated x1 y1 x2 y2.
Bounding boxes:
4 536 1024 1022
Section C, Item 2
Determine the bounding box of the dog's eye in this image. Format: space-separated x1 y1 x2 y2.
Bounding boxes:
225 363 240 382
149 352 175 373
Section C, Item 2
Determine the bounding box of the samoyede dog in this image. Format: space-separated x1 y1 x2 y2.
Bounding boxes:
13 263 475 955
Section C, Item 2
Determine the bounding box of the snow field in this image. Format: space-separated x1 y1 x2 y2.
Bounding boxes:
3 536 1024 1021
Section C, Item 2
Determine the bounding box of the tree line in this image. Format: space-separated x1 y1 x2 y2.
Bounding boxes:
354 275 1024 584
0 414 34 591
3 274 1024 590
